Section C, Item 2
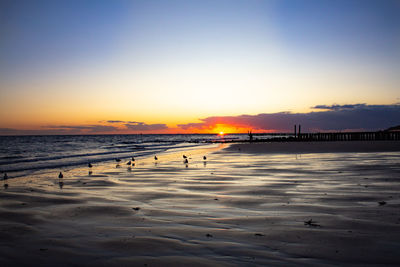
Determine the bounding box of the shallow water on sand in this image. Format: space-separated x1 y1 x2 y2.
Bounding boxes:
1 146 400 266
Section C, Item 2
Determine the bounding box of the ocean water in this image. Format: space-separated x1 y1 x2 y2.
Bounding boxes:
0 134 249 177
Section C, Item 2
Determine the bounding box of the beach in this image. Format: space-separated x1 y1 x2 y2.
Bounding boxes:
1 141 400 266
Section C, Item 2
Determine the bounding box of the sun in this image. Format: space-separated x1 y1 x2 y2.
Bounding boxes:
219 131 224 136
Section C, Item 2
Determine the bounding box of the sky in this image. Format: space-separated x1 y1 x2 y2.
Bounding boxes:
0 0 399 134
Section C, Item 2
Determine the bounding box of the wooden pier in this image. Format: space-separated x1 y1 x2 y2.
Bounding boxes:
295 131 400 141
249 131 400 142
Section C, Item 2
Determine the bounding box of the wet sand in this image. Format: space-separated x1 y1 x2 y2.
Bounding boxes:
1 142 400 266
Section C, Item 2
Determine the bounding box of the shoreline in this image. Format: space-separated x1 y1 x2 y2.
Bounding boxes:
225 140 400 154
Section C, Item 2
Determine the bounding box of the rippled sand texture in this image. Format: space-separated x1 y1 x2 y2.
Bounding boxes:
1 144 400 266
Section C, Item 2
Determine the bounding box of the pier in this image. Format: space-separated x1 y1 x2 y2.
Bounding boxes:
250 131 400 142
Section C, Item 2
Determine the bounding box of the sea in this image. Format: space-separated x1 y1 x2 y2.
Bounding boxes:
0 134 254 178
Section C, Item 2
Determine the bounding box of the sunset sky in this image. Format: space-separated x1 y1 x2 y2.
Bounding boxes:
1 0 399 134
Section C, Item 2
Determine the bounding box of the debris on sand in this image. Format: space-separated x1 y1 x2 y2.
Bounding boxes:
378 201 387 206
304 219 321 227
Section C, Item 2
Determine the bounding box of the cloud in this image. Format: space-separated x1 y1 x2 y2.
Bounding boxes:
105 120 125 123
312 104 367 110
45 125 118 133
177 122 206 130
124 122 168 131
0 121 170 135
105 120 141 124
178 104 400 132
0 125 119 135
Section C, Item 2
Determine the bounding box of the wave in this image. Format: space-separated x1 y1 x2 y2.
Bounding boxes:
0 142 205 174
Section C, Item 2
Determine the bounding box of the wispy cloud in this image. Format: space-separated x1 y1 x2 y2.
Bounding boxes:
45 125 118 133
105 120 125 123
311 104 368 110
124 122 168 131
0 125 119 135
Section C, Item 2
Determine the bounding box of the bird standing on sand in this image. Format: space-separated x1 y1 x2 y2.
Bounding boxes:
127 160 131 165
88 163 92 168
154 156 158 160
203 156 207 160
58 172 63 178
183 155 187 159
116 159 121 162
3 173 8 189
132 157 135 162
184 158 189 164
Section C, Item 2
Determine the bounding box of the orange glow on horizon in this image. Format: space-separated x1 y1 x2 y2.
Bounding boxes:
0 120 281 135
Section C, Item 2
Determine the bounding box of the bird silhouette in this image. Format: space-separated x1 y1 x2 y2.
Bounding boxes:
203 156 207 160
3 173 8 180
58 172 63 178
116 159 121 162
183 155 187 159
127 161 131 165
154 156 158 161
132 157 135 161
88 163 93 168
184 158 188 164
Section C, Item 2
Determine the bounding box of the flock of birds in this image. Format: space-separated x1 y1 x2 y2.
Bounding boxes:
54 154 207 179
2 154 208 189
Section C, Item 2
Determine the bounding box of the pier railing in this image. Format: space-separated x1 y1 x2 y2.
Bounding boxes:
294 131 400 141
248 131 400 142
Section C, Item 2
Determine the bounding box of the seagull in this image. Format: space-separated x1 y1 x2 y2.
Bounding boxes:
203 156 207 160
183 155 187 159
116 159 121 162
58 172 63 178
184 158 188 164
127 161 131 165
3 173 8 180
88 163 93 168
132 157 135 162
154 156 158 160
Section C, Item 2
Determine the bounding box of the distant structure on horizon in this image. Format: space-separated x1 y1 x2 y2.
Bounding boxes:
386 125 400 132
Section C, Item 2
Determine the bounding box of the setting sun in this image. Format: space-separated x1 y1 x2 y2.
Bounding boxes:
219 131 224 136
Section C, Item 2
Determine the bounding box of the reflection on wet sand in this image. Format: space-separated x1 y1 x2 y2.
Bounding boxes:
0 143 399 266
